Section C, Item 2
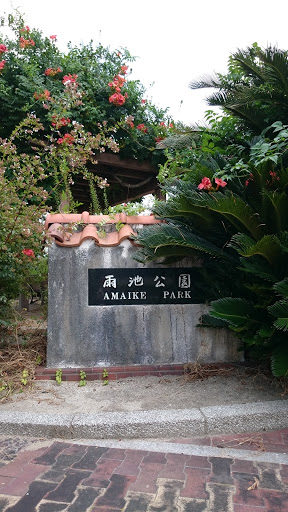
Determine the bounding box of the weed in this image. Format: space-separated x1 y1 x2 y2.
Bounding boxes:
55 368 62 385
0 381 7 393
102 368 109 385
115 221 124 232
21 369 29 386
79 370 87 387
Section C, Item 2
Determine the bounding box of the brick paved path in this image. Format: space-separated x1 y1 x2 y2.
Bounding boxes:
0 430 287 511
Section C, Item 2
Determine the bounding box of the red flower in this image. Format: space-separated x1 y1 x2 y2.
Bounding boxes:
62 74 78 85
108 75 126 92
19 37 35 48
22 249 35 258
155 136 164 142
109 92 126 106
169 123 174 128
125 116 134 128
57 133 75 145
51 116 71 128
0 60 6 71
137 123 148 133
20 26 30 32
50 35 57 40
141 99 146 104
44 67 61 77
120 65 128 75
215 178 227 188
245 173 254 187
0 44 8 54
34 89 51 101
160 122 166 127
198 177 212 190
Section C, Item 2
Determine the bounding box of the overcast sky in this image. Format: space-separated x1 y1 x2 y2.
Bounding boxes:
2 0 288 125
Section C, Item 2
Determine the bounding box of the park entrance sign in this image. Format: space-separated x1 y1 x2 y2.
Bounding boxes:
45 212 242 369
88 268 196 306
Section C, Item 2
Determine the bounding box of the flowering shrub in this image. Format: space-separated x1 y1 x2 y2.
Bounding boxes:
108 68 127 105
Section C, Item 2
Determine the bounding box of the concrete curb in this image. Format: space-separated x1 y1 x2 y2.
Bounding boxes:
0 400 287 440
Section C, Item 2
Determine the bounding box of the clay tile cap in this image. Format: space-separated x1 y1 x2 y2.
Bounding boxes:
81 211 90 224
48 223 65 243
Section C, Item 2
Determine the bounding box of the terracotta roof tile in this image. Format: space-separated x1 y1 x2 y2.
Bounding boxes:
46 211 160 248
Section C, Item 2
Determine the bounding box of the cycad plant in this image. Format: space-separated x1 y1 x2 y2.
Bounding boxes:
190 45 288 135
134 123 288 376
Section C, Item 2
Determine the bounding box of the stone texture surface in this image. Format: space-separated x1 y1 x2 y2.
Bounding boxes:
47 239 242 368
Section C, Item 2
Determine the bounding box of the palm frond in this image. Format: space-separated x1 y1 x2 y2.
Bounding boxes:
229 233 281 265
280 231 288 253
189 73 221 90
232 48 265 82
209 297 255 326
133 223 230 261
271 349 288 377
262 191 288 234
260 47 288 95
273 278 288 298
239 257 279 282
197 192 262 240
268 299 288 331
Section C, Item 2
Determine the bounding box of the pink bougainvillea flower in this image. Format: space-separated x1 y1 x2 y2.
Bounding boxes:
22 249 35 258
0 60 6 71
198 177 212 190
0 44 8 54
137 123 148 133
50 35 57 40
109 92 126 106
215 178 227 188
141 99 146 104
62 74 78 85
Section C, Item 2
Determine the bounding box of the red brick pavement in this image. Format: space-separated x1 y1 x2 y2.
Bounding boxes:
0 430 287 511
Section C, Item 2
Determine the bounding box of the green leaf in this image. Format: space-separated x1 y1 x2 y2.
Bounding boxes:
273 278 288 298
209 297 255 327
229 233 281 265
271 350 288 377
268 299 288 330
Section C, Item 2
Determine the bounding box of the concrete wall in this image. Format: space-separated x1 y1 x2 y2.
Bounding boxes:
47 239 243 368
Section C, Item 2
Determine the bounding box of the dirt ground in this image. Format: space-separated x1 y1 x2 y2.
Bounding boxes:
1 369 287 415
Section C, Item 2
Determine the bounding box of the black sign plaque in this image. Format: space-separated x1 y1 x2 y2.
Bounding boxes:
88 268 196 306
